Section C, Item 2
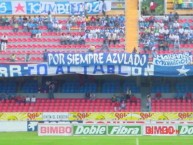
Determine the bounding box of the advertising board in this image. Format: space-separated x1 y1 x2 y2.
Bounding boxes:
38 124 72 136
107 125 142 136
144 125 178 136
73 125 107 136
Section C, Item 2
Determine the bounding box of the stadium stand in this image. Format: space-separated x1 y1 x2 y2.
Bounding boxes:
0 14 125 62
139 15 193 54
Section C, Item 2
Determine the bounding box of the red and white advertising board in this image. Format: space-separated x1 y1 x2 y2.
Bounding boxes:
143 125 178 136
38 124 72 136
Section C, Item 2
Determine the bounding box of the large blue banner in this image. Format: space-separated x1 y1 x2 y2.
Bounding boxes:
2 62 193 77
48 53 149 67
0 63 153 77
0 1 111 15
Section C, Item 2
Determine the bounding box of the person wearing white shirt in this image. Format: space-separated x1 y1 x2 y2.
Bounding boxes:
88 33 93 39
169 34 175 42
179 27 184 35
159 28 165 34
1 35 8 51
58 23 62 33
66 22 72 31
79 35 85 44
163 15 169 23
31 96 36 103
53 23 58 32
173 21 179 28
139 16 144 22
164 28 169 35
26 96 31 103
184 28 190 35
159 21 164 28
174 34 180 49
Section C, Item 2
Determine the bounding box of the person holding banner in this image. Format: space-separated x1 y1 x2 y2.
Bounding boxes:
101 0 107 16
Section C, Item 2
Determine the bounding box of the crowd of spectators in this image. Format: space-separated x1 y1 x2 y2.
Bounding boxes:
139 12 193 54
0 13 125 57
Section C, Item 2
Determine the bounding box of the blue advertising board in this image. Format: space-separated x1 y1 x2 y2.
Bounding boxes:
0 1 111 15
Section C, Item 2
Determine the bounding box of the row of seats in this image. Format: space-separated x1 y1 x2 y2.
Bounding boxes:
0 98 141 112
151 99 193 112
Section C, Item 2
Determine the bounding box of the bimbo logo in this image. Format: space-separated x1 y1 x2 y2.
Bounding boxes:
145 125 178 135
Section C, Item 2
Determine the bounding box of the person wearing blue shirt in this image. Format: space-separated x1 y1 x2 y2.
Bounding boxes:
17 16 23 26
27 22 33 32
47 22 53 32
31 27 37 38
52 16 58 23
38 15 43 25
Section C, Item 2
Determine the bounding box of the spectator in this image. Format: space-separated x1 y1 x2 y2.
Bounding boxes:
3 16 10 26
13 22 19 32
43 49 48 61
111 95 117 102
31 27 37 38
79 35 86 44
36 28 41 38
101 0 107 16
25 96 31 103
88 45 95 53
25 53 30 62
66 21 72 32
101 39 109 52
146 94 151 111
0 35 8 51
48 82 55 99
60 33 66 45
57 22 63 33
120 100 126 110
143 40 151 53
47 22 54 32
90 93 96 100
114 101 120 111
155 92 162 99
31 95 36 103
23 21 28 32
132 47 137 53
174 12 179 21
10 54 16 62
85 92 90 99
126 88 132 100
48 11 52 22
